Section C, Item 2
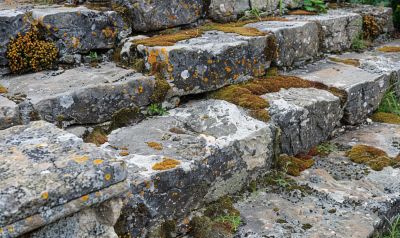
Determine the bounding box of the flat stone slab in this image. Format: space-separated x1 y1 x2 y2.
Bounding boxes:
107 99 276 236
246 21 319 68
236 122 400 237
263 87 341 155
1 63 155 126
0 96 20 130
31 6 125 55
133 31 273 96
289 61 389 125
0 121 128 237
285 9 362 53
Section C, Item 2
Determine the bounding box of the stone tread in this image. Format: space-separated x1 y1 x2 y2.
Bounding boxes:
0 121 128 237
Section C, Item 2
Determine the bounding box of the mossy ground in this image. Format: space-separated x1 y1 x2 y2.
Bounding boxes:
346 144 398 171
329 57 360 67
83 127 108 146
363 15 381 40
377 46 400 52
371 112 400 124
0 85 7 94
288 10 318 15
278 154 315 177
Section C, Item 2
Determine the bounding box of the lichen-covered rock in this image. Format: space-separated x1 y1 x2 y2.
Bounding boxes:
107 100 276 236
208 0 249 23
263 88 342 155
250 0 303 14
0 121 128 237
133 31 273 96
286 10 362 53
1 63 155 126
0 96 21 130
291 61 390 125
31 6 126 55
247 21 319 67
111 0 203 32
349 5 394 37
0 9 29 66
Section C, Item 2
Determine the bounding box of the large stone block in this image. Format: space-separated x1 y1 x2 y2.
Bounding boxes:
112 0 203 32
133 31 273 96
107 99 276 236
0 9 29 66
290 61 390 125
247 20 319 67
349 5 394 37
0 96 21 130
1 63 155 126
263 88 342 155
0 121 128 237
286 10 362 53
208 0 249 23
31 6 125 55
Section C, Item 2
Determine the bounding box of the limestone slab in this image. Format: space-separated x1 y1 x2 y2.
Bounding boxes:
0 96 20 130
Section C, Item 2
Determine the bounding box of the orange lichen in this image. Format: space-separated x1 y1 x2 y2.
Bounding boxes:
146 141 163 150
279 154 315 176
102 27 117 38
371 112 400 124
93 159 104 165
288 10 318 15
0 85 7 94
119 151 130 156
377 46 400 53
152 158 181 170
346 144 394 171
329 57 360 67
81 195 89 202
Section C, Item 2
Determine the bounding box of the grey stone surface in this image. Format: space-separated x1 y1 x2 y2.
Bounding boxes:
31 6 126 55
263 88 342 155
286 9 362 53
235 123 400 238
208 0 249 23
112 0 203 32
0 121 128 237
290 61 390 125
133 31 273 96
0 96 21 130
0 9 29 66
107 99 276 236
1 63 155 126
247 20 319 67
250 0 302 14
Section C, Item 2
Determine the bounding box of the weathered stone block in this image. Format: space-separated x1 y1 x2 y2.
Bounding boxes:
31 6 125 55
286 10 362 53
133 31 273 96
0 96 21 130
0 9 29 66
349 5 394 36
208 0 249 23
0 121 128 237
1 63 155 126
263 88 342 155
247 20 319 67
107 100 276 236
291 61 390 125
111 0 203 32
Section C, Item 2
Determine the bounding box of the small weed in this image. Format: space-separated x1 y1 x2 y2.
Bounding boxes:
378 88 400 115
147 103 168 116
89 51 98 61
351 34 367 51
379 216 400 238
248 8 262 20
303 0 327 13
316 142 337 156
215 215 241 232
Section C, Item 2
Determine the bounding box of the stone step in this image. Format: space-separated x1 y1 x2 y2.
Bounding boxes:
235 122 400 237
0 63 155 128
0 120 128 237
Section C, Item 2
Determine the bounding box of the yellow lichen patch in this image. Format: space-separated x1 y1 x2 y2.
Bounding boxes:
152 158 181 170
146 141 163 150
133 29 203 47
329 57 360 67
41 191 49 200
0 85 7 94
371 112 400 124
93 159 104 165
102 27 117 38
81 195 89 202
105 173 112 181
288 10 318 15
346 144 394 171
119 151 130 156
377 46 400 53
73 155 89 164
279 154 315 176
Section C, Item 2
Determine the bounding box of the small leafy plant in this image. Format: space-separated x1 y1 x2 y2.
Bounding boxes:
147 103 168 116
316 142 337 157
215 215 241 232
351 33 367 51
303 0 327 13
378 87 400 115
89 51 98 61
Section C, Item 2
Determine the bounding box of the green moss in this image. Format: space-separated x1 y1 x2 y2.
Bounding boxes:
278 154 315 177
150 76 171 103
329 57 360 67
189 216 213 238
84 127 108 146
132 58 145 72
204 196 240 219
371 112 400 124
110 107 141 131
302 223 312 230
160 220 176 238
211 85 269 110
276 218 288 224
346 144 396 171
377 46 400 52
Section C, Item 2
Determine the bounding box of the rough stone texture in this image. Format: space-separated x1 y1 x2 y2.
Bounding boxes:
263 88 342 155
0 63 155 126
247 20 319 67
286 10 362 53
107 99 276 236
112 0 203 32
31 6 125 55
235 123 400 237
250 0 302 14
290 61 390 125
0 96 21 130
208 0 249 23
0 9 29 66
26 198 123 238
349 5 394 36
133 31 273 96
0 121 128 237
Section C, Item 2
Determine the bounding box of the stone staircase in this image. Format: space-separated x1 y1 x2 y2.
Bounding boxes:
0 2 399 238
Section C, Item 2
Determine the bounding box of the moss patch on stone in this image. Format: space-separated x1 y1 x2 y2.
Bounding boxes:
346 144 395 171
363 15 381 40
288 10 318 15
109 107 142 131
371 112 400 124
152 157 181 170
377 46 400 53
329 57 360 67
150 75 171 103
0 85 7 94
211 85 269 110
84 127 108 146
133 29 203 47
278 154 315 176
201 22 266 37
